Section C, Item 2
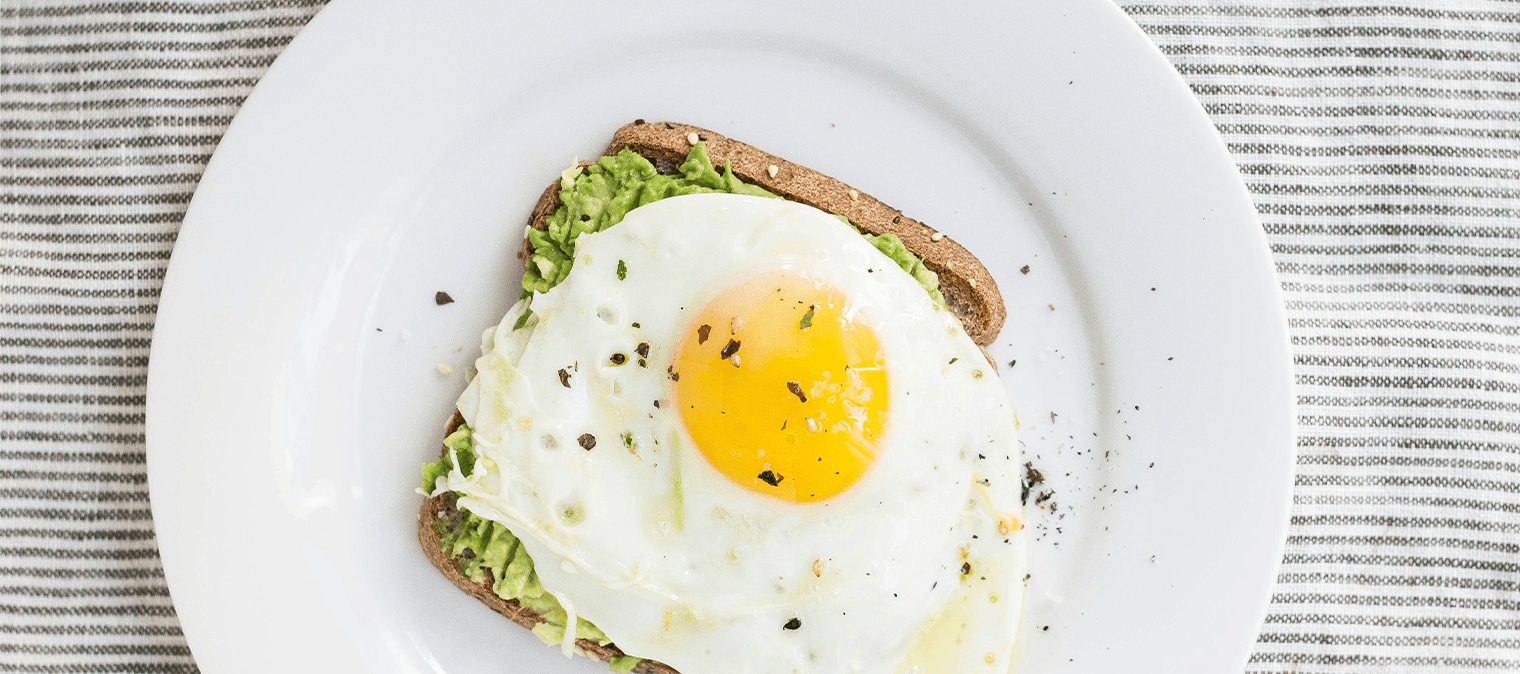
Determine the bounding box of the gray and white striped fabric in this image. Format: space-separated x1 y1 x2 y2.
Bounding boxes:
1 2 327 672
1117 2 1520 670
2 1 1516 672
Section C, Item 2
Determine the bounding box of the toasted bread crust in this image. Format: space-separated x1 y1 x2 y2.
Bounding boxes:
523 121 1007 346
418 411 679 674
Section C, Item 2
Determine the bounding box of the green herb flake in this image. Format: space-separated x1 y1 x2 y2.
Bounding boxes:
800 305 816 330
949 357 959 364
616 259 627 281
513 309 533 331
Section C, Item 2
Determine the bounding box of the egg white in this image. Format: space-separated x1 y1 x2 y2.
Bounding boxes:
448 194 1027 674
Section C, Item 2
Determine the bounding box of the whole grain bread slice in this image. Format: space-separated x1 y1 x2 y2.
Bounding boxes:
421 122 1012 670
525 121 1007 346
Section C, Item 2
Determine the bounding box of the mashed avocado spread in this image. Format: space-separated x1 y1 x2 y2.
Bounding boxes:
422 142 943 671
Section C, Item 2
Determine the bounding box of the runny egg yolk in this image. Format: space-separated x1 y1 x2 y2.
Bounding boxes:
671 273 888 502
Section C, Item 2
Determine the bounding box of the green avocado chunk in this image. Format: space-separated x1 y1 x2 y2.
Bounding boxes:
861 231 946 306
420 425 473 492
521 141 942 303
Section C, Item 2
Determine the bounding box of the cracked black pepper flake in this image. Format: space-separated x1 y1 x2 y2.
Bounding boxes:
636 342 650 358
578 434 596 450
638 358 647 368
663 122 675 129
799 305 816 329
783 617 801 631
557 369 571 388
580 214 591 222
610 353 627 365
653 400 660 408
697 324 712 344
633 118 645 125
961 562 972 576
757 470 784 487
787 381 807 403
435 292 454 305
720 339 741 360
616 260 627 280
667 366 680 382
1020 265 1030 275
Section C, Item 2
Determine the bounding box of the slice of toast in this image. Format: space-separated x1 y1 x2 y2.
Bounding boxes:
420 122 1011 671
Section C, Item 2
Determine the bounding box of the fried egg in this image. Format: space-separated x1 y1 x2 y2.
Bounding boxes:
450 193 1026 673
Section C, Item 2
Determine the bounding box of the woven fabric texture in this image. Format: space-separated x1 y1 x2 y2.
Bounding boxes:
1116 2 1520 670
2 1 1517 672
0 2 327 671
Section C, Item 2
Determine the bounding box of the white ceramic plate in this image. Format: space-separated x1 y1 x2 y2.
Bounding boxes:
146 1 1294 672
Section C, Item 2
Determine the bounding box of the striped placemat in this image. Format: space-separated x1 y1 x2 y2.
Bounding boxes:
1118 3 1520 670
2 1 1515 671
